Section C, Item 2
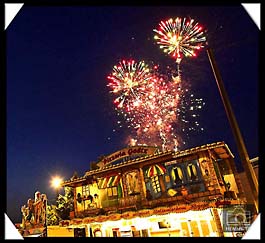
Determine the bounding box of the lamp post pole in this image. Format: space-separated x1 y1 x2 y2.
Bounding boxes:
206 47 258 216
55 188 59 206
51 176 63 206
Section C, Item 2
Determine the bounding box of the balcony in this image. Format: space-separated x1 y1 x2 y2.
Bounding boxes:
75 188 224 218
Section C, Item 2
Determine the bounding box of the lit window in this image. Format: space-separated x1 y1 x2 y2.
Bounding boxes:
82 185 90 196
107 187 118 199
187 164 198 181
151 176 161 193
172 166 184 184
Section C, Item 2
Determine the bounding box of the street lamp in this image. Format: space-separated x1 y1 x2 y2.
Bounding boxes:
50 176 63 200
206 47 259 216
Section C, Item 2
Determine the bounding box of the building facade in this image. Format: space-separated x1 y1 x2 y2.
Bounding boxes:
60 141 249 237
238 156 259 221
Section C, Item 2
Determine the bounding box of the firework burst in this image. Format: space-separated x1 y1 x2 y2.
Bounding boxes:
153 17 207 77
107 60 153 111
107 60 205 151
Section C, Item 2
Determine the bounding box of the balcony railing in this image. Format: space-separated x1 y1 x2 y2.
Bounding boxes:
75 188 225 218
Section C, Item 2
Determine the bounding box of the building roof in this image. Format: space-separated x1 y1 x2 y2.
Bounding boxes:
62 141 234 187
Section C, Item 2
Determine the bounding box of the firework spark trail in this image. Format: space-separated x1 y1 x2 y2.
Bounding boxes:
153 17 207 78
107 59 205 151
134 74 182 150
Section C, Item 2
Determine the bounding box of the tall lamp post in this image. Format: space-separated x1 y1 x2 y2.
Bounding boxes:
152 15 258 218
206 47 259 216
50 176 63 204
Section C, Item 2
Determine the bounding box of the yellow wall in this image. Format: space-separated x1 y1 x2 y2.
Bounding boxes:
47 226 74 237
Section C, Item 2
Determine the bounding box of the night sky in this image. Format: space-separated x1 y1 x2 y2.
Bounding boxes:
6 4 259 224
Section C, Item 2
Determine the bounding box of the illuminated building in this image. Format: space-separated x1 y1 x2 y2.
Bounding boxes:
59 141 249 237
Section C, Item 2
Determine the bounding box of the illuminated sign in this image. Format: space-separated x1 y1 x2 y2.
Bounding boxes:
97 146 159 168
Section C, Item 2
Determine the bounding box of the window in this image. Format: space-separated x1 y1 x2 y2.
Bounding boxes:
187 163 198 181
107 187 118 199
172 166 184 185
169 160 205 194
151 176 161 193
82 185 90 196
